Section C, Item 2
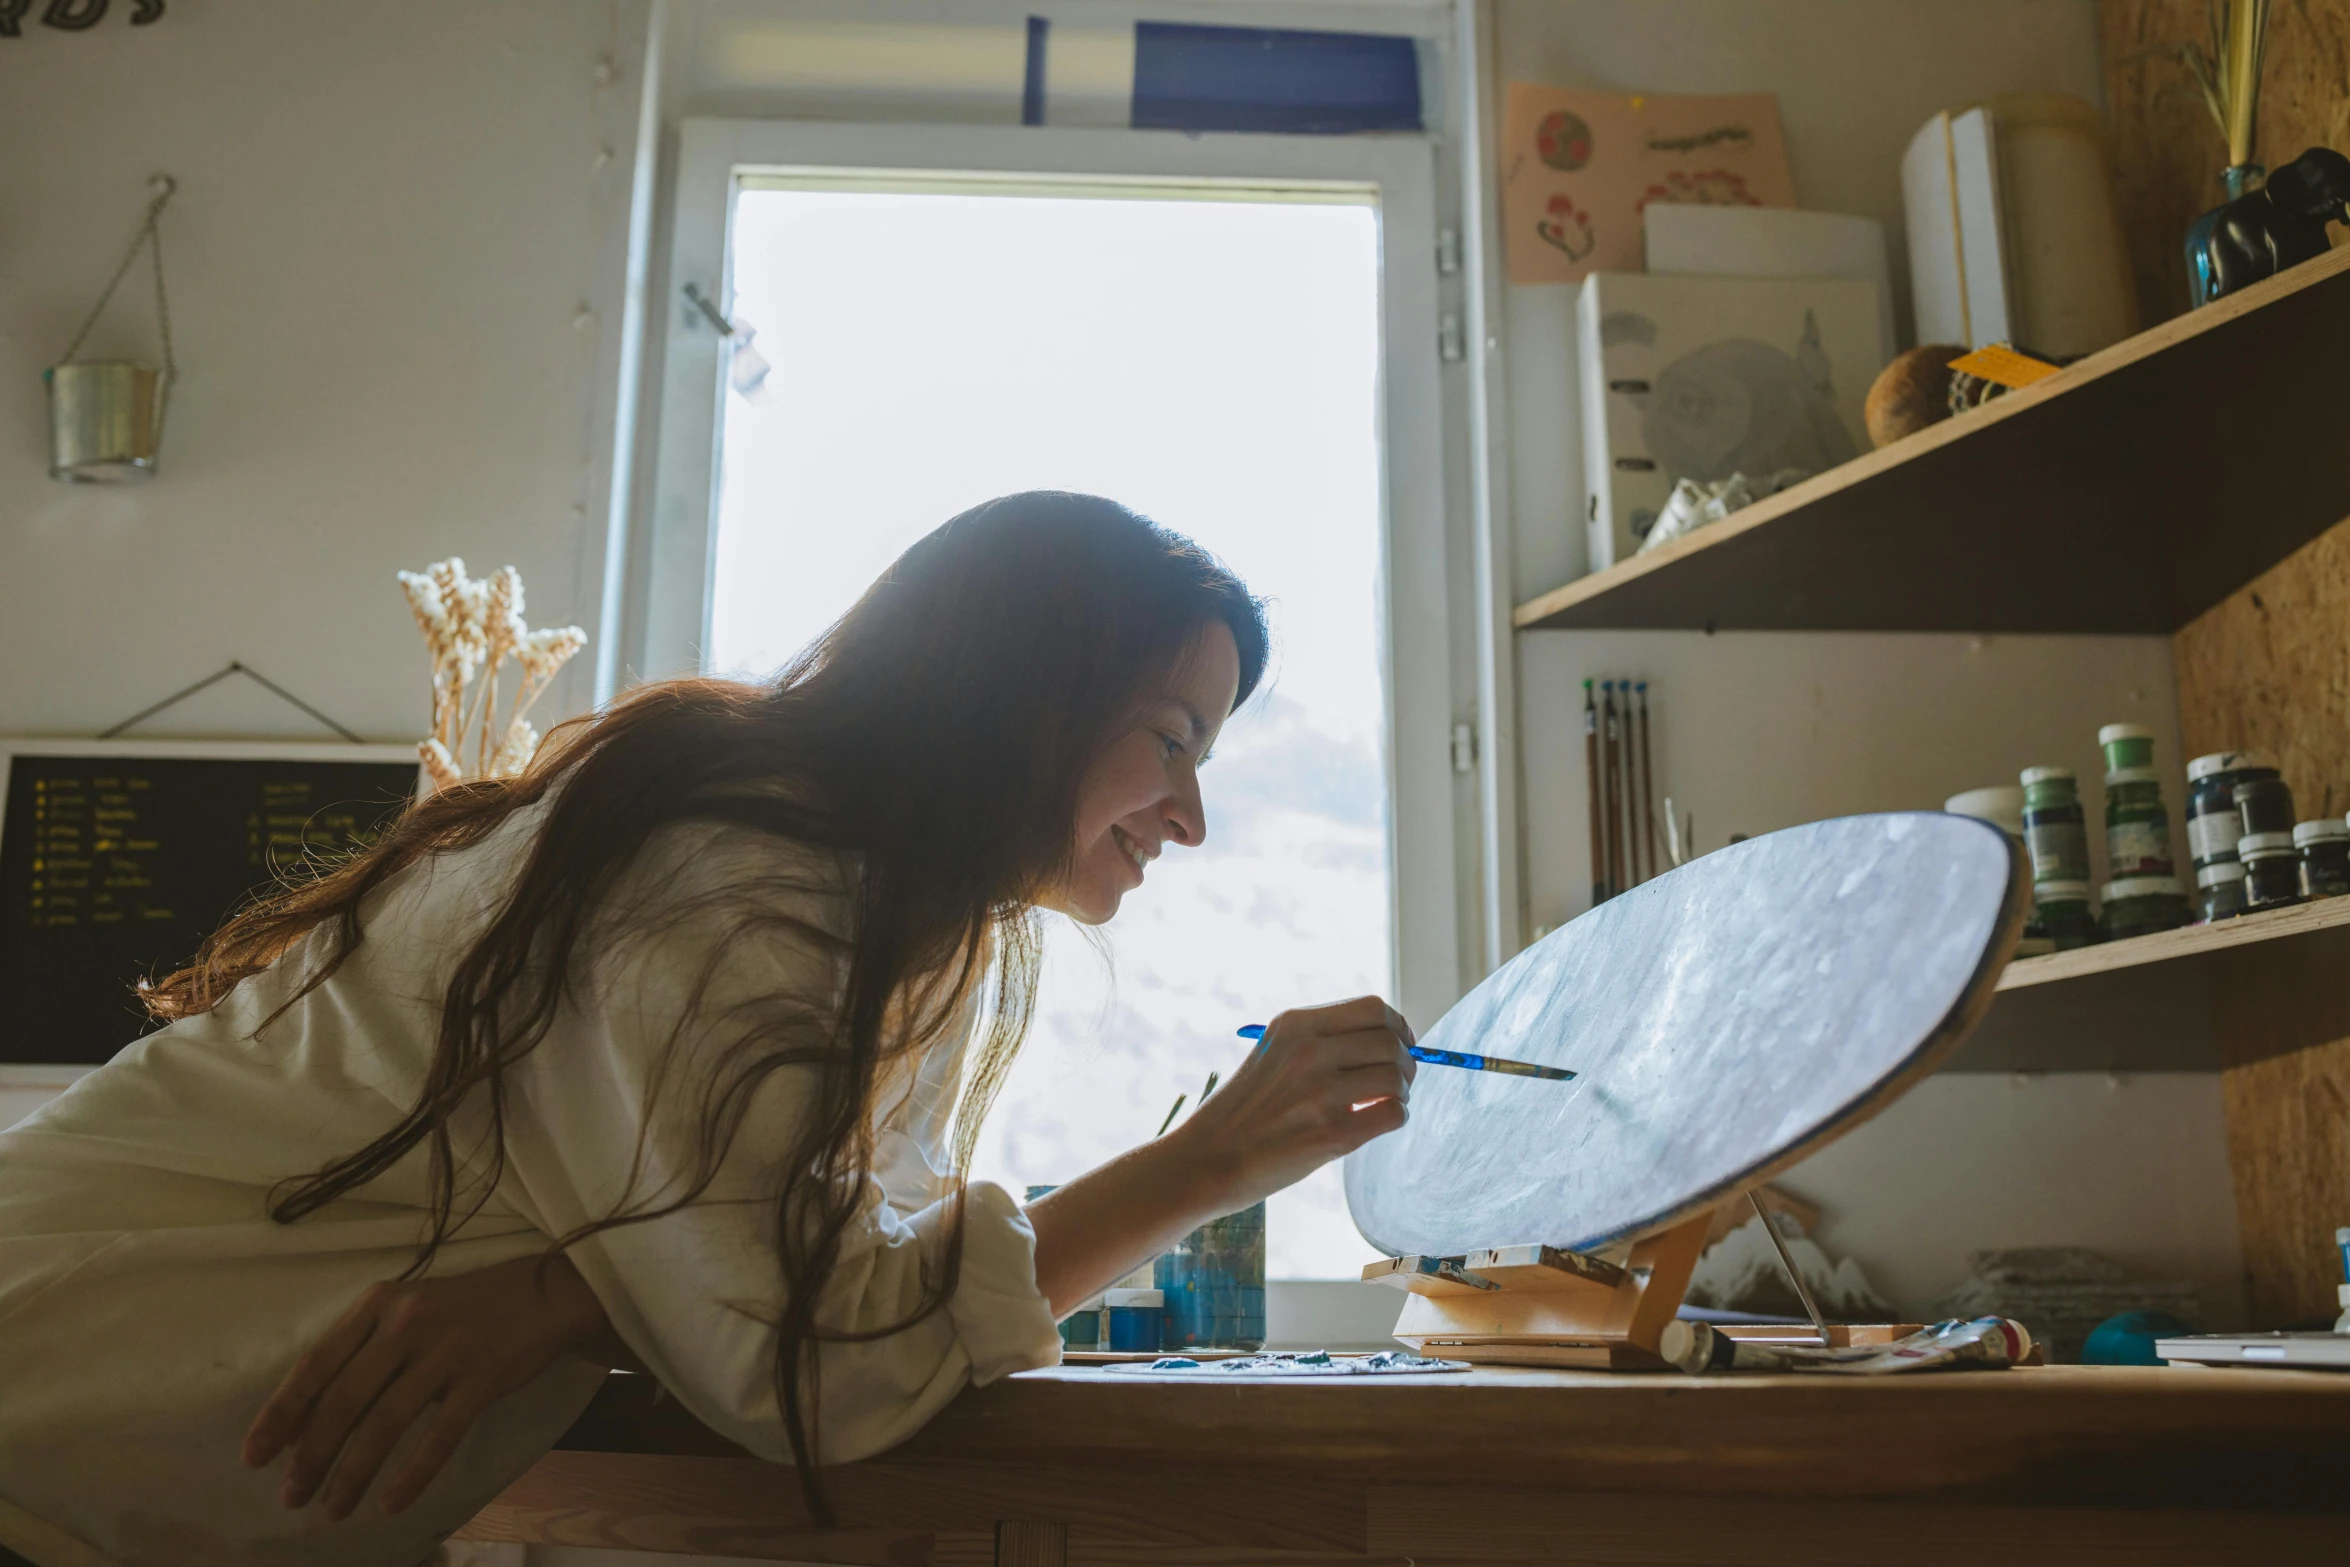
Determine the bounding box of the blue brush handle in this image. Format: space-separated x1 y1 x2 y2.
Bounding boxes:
1235 1025 1574 1081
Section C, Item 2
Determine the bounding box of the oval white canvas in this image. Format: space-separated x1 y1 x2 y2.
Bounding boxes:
1345 813 2022 1259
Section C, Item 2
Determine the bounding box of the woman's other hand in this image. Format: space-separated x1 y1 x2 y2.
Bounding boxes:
1172 995 1416 1211
241 1251 633 1521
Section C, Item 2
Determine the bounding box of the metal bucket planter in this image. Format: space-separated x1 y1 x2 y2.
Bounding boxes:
44 360 167 482
46 175 178 483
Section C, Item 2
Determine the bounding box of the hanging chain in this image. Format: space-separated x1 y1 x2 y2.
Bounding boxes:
57 174 177 383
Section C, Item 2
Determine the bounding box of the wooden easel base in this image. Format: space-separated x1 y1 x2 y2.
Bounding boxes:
1364 1212 1916 1373
1367 1211 1718 1372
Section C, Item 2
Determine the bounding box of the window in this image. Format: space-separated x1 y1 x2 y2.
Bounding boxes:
641 123 1458 1281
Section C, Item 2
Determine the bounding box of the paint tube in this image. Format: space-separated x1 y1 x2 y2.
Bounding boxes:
1694 1316 2032 1374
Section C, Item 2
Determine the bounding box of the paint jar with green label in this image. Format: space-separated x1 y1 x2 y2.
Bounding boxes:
2032 879 2097 950
2103 767 2177 878
2101 875 2190 940
2099 723 2157 772
2021 767 2090 888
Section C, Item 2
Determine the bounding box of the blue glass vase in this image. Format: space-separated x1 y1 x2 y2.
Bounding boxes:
2185 163 2266 307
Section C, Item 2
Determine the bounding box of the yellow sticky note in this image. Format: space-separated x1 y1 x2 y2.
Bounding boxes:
1948 343 2061 390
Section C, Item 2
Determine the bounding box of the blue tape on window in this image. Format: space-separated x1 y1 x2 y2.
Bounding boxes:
1022 16 1048 126
1130 21 1421 135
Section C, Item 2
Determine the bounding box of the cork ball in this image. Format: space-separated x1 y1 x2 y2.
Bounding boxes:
1865 345 1967 448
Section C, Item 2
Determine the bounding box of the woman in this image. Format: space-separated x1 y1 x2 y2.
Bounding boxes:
0 492 1415 1567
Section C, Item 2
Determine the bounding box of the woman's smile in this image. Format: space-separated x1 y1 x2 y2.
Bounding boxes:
1112 824 1156 879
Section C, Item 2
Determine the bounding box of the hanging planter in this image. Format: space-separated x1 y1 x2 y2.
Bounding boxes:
45 174 177 482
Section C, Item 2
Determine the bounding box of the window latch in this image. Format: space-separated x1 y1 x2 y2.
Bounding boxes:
682 282 737 336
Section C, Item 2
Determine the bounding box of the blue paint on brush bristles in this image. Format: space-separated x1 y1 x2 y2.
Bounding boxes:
1236 1025 1575 1082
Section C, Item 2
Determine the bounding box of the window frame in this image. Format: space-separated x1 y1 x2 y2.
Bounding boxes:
633 116 1462 1045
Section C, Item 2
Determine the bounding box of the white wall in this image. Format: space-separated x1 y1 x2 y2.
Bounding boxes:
1489 0 2244 1324
0 1 647 744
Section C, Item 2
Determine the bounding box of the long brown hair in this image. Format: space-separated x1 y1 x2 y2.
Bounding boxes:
144 492 1268 1515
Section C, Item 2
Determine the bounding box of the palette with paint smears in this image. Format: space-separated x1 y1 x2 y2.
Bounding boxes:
1347 814 2025 1262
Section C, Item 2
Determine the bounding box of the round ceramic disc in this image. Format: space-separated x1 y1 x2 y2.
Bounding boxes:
1345 813 2023 1259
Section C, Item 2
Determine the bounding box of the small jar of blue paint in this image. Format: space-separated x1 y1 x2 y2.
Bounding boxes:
1059 1295 1103 1350
1104 1288 1165 1352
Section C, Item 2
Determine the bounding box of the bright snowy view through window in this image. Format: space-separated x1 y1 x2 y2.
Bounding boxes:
707 179 1393 1277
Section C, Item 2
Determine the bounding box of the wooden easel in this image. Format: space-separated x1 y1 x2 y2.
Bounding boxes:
1364 1202 1915 1371
1364 1212 1717 1370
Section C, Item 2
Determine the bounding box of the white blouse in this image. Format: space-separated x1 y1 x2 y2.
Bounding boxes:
0 803 1062 1567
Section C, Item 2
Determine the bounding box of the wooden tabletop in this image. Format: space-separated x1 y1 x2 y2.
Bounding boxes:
557 1361 2350 1512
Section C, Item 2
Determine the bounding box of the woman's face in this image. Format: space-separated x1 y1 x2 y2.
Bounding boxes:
1050 622 1242 925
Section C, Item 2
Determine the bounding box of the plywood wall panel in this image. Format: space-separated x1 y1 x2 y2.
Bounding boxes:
2109 0 2350 1328
2217 1037 2350 1325
2099 0 2350 328
2172 515 2350 814
2174 524 2350 1325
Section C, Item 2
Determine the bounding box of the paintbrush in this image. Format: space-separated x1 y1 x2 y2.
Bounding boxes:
1638 680 1660 884
1237 1025 1576 1082
1155 1072 1220 1139
1601 680 1624 899
1582 679 1604 909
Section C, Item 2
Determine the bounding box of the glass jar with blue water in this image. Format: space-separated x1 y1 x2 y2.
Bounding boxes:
1156 1202 1267 1351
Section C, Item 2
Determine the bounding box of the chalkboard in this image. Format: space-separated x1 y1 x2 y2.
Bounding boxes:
0 742 420 1065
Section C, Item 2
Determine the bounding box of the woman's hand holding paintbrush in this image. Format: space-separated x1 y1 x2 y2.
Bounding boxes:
1025 996 1415 1314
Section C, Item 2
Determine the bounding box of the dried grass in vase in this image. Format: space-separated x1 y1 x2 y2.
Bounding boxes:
2177 0 2270 173
396 558 586 793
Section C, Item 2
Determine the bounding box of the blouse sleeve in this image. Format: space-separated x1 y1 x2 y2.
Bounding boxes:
489 824 1063 1466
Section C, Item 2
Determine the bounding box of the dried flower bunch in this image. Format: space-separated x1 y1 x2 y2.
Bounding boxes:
2178 0 2270 169
396 557 587 792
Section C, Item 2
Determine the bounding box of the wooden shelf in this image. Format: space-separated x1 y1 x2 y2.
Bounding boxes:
1945 896 2350 1072
1515 245 2350 635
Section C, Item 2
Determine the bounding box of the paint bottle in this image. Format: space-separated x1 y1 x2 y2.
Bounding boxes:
2032 879 2097 951
2336 1227 2350 1335
2100 875 2190 940
2194 860 2247 923
2238 833 2304 912
2185 751 2279 874
2098 723 2157 773
2020 767 2090 889
1945 786 2025 843
1948 788 2044 953
2234 776 2298 839
1104 1288 1165 1352
2295 819 2350 899
1059 1296 1104 1350
2102 767 2178 878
